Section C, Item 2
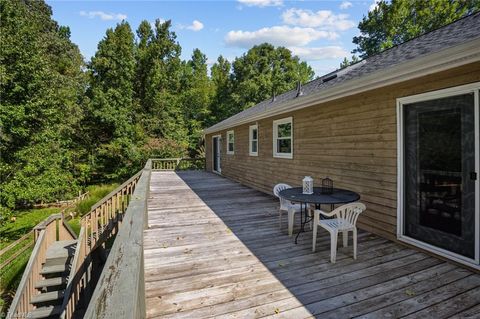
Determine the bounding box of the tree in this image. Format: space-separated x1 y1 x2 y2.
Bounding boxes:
134 20 154 114
208 55 233 125
0 0 85 208
230 43 314 111
137 19 189 156
339 55 360 69
181 49 214 153
353 0 480 58
86 21 140 180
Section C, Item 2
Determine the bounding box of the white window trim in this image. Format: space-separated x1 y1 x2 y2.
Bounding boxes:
396 82 480 270
226 130 234 155
272 117 293 159
249 124 258 156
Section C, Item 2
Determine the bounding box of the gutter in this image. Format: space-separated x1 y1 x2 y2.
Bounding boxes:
204 38 480 134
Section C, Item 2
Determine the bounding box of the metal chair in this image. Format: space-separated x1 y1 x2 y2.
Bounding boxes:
312 202 366 263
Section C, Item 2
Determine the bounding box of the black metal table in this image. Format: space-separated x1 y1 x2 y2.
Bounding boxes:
278 187 360 244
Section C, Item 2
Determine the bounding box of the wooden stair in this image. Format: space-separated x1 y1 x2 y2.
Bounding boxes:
28 240 77 319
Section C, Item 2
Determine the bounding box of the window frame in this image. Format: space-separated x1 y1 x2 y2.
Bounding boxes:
249 124 259 156
396 82 480 269
226 130 235 155
272 117 293 159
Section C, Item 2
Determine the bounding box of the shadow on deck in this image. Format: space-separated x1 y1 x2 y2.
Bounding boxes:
143 171 480 319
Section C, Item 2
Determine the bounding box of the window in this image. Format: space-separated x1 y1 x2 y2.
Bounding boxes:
273 117 293 159
226 130 234 154
249 124 258 156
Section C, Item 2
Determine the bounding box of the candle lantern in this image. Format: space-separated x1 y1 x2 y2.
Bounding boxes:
321 177 333 194
302 176 314 194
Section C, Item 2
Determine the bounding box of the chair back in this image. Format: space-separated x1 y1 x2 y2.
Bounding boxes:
332 202 366 227
273 183 291 210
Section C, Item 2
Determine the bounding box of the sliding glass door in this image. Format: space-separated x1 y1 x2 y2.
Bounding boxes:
399 85 479 265
212 136 221 174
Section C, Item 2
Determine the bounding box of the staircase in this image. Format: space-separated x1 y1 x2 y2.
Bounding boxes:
27 240 77 319
8 169 143 319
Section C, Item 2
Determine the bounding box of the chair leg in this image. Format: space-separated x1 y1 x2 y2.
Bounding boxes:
279 209 282 229
288 209 295 237
343 231 348 247
353 228 357 259
308 209 313 230
312 211 319 252
330 230 338 263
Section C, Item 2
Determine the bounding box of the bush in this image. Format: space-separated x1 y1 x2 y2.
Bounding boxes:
74 183 118 216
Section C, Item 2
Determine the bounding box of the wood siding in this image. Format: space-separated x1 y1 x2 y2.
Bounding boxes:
205 62 480 241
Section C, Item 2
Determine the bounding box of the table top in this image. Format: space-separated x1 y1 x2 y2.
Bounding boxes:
278 187 360 205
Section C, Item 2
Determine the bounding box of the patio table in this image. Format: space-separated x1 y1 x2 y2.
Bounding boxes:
278 187 360 244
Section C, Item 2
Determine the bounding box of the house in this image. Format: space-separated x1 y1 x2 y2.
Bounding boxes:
204 12 480 270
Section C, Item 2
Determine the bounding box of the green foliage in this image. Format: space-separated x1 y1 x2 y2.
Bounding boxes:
0 245 32 313
85 21 141 181
0 207 60 248
181 49 214 153
208 55 234 126
0 1 320 212
231 43 314 111
73 183 119 216
353 0 480 58
339 55 360 69
0 0 85 209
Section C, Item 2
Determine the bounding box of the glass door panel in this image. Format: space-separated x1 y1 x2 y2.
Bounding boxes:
404 93 476 259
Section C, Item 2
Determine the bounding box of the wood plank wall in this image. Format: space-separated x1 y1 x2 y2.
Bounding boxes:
205 62 480 241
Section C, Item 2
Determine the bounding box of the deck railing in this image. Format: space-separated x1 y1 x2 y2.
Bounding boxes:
82 159 152 318
8 157 198 318
151 157 205 171
7 214 77 319
60 169 142 319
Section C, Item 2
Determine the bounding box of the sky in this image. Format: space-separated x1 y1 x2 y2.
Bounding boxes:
46 0 379 76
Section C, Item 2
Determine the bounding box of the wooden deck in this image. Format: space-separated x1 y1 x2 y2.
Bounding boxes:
143 171 480 319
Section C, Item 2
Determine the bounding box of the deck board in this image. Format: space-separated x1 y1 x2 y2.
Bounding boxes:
144 171 480 318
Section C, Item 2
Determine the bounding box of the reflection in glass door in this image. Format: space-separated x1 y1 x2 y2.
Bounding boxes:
402 92 477 260
212 136 221 173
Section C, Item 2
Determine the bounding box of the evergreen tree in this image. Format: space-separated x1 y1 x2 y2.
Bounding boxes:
181 49 213 153
139 19 189 156
208 56 233 125
86 21 140 180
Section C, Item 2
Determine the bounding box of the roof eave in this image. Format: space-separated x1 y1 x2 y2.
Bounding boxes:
204 38 480 135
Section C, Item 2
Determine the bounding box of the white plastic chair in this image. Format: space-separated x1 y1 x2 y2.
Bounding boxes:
312 202 366 263
273 183 312 236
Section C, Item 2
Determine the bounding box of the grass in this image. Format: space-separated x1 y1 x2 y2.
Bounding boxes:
66 183 119 237
0 182 118 313
73 183 119 217
0 245 32 314
0 207 61 249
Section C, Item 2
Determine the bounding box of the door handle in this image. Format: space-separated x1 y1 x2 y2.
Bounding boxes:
471 172 478 181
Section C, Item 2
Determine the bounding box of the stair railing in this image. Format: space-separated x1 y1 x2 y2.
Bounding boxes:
60 168 143 319
7 214 77 319
82 159 152 318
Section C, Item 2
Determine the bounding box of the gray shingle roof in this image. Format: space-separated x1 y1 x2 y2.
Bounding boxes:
205 12 480 133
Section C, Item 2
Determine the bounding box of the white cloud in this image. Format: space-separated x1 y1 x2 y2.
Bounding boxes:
369 0 381 11
237 0 283 7
282 8 355 31
79 11 127 21
188 20 204 31
225 26 338 48
289 46 348 61
340 1 353 9
178 20 204 31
